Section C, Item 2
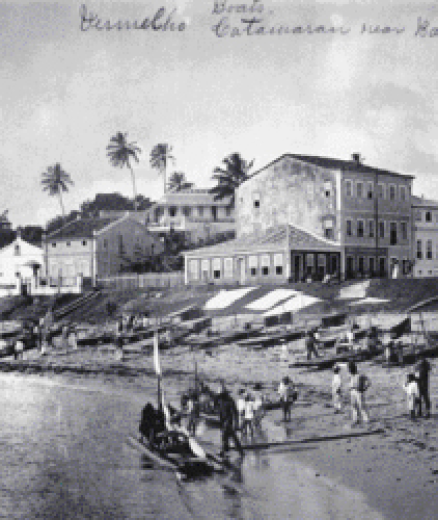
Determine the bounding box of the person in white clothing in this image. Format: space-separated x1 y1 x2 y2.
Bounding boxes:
242 393 255 439
403 373 420 420
236 388 247 430
332 364 343 413
348 361 371 426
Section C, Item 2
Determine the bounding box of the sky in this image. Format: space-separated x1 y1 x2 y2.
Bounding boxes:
2 0 438 228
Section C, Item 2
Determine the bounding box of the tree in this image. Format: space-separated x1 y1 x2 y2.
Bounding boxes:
209 153 254 206
167 171 194 192
107 132 141 211
41 163 74 217
150 143 175 194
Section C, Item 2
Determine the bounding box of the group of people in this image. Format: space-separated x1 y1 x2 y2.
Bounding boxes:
331 353 433 425
236 383 265 438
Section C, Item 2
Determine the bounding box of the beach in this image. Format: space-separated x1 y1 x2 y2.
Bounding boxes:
1 334 437 519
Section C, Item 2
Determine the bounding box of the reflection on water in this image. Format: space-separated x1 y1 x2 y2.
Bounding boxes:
0 373 380 520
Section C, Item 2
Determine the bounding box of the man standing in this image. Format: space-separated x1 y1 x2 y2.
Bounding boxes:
215 382 244 458
305 330 319 360
414 352 432 418
348 361 371 426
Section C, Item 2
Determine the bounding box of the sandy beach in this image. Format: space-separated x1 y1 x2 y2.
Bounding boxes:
2 332 437 520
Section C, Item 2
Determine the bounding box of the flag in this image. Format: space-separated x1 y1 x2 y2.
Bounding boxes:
153 332 162 376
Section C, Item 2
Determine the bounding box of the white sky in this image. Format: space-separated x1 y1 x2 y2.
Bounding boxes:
2 1 438 227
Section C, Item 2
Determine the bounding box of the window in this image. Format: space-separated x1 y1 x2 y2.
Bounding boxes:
323 218 334 239
183 207 191 217
369 257 376 275
400 186 407 201
357 220 364 238
224 257 233 278
66 242 71 247
367 182 374 199
198 206 204 217
427 240 433 259
345 180 353 197
323 180 332 198
368 220 375 238
346 219 353 237
212 258 221 279
274 253 283 276
400 222 408 241
426 211 432 222
379 221 385 239
378 183 386 199
225 207 232 217
82 240 87 246
417 240 423 259
389 184 396 200
253 192 261 208
169 206 177 217
51 243 56 248
358 256 365 274
189 260 199 280
356 182 363 198
261 255 270 276
390 222 397 245
249 255 258 276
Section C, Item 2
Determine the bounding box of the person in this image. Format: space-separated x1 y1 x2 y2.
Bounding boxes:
236 388 247 430
348 361 371 426
278 376 296 422
332 364 343 413
403 373 420 420
252 383 265 429
61 324 70 350
242 393 255 439
414 353 432 418
384 339 394 363
305 330 319 360
186 390 200 436
68 327 78 350
366 326 379 354
139 402 158 443
215 382 244 458
14 336 25 360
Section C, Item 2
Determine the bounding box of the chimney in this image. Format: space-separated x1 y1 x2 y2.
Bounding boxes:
351 153 362 165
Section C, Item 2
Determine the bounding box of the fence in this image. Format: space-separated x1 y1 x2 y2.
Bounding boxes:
97 272 185 291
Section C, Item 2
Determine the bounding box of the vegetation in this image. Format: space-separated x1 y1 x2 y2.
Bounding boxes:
209 152 254 206
167 171 194 192
41 163 74 217
150 143 175 194
81 193 152 217
107 132 142 211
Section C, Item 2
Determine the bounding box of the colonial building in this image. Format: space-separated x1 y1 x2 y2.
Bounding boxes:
43 215 163 285
0 234 44 294
145 189 235 245
412 196 438 277
184 154 414 285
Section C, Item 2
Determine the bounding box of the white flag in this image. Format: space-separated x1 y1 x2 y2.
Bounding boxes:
153 332 162 376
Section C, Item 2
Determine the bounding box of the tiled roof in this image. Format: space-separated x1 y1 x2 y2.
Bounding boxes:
247 153 414 183
152 189 232 207
411 195 438 208
184 224 340 256
46 218 114 240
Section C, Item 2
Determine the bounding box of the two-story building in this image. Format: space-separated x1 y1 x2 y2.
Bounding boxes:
43 215 164 285
412 196 438 277
145 189 235 245
183 154 414 285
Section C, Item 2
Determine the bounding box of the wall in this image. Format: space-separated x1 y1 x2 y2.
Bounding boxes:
45 237 93 281
237 156 339 240
413 205 438 277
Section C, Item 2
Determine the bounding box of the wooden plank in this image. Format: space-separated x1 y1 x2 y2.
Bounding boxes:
240 428 384 450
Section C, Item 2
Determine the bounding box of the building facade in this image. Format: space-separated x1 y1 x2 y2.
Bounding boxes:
43 215 164 285
412 196 438 277
184 154 414 285
145 189 235 245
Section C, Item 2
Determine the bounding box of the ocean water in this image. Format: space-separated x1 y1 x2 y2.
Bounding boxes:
0 373 383 520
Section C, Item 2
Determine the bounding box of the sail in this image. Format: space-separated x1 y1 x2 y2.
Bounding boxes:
153 332 162 376
389 317 411 339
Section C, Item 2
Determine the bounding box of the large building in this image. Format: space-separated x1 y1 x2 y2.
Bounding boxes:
145 189 235 245
43 215 163 285
184 154 414 285
412 196 438 277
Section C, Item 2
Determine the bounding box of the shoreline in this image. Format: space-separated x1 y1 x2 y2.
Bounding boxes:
2 341 438 519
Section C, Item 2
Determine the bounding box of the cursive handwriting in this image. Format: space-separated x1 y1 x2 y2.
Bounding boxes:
212 0 264 15
79 4 186 32
212 16 351 37
415 17 438 37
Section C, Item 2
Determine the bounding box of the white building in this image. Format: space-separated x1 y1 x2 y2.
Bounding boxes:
412 195 438 277
0 235 44 295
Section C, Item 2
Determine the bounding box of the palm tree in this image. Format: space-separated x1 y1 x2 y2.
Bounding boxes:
209 153 254 206
167 171 194 192
107 132 141 211
150 143 175 194
41 163 74 217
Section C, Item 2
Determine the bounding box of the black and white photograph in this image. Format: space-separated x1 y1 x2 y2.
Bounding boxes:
1 1 438 518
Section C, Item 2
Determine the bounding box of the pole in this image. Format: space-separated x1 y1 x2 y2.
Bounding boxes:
157 375 162 410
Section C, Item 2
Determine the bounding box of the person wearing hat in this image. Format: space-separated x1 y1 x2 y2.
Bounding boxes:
305 330 319 360
278 376 296 422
